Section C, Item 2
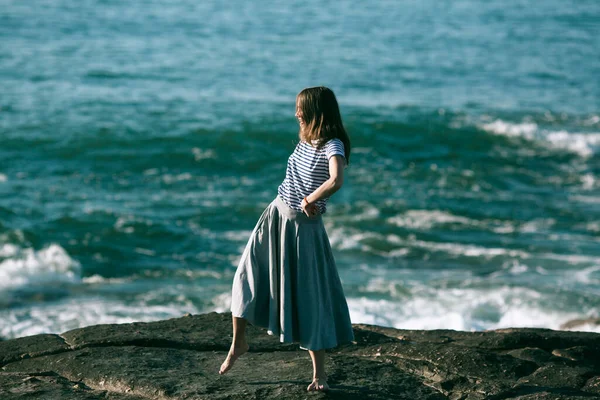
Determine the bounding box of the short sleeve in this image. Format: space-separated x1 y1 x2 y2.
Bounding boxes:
325 138 346 164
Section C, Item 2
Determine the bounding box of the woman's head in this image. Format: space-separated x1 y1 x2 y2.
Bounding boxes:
296 86 351 164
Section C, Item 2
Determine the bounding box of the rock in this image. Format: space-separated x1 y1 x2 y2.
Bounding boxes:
0 371 147 399
552 346 600 366
506 347 552 364
517 363 594 388
584 376 600 394
0 312 599 399
0 334 70 366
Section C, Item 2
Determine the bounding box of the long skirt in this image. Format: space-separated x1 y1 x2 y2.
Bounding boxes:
230 195 355 351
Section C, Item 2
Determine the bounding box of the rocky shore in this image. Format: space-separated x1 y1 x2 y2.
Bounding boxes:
1 312 599 399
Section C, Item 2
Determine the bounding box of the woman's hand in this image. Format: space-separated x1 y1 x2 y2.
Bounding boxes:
301 197 319 218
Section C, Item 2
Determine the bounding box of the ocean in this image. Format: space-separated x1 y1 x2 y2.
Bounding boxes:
1 0 599 339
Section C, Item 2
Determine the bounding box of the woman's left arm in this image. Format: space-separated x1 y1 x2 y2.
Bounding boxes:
302 155 345 211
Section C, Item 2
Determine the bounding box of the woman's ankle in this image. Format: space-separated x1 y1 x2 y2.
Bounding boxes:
232 338 248 348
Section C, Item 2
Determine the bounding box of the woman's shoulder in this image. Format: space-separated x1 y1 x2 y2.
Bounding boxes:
324 137 344 150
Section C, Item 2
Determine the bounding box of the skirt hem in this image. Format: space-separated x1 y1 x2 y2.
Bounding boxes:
232 311 354 351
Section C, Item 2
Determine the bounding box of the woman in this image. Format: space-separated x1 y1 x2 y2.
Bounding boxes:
219 86 354 392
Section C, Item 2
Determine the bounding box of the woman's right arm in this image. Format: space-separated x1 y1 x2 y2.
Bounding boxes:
303 154 345 208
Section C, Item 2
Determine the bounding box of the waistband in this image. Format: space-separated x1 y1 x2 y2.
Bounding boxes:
273 195 322 223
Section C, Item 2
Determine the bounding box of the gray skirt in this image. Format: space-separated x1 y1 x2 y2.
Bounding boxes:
230 195 355 351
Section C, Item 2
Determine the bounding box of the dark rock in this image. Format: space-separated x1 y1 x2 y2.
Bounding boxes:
466 328 600 353
583 376 600 394
506 347 552 364
0 371 147 399
516 363 594 389
552 346 600 368
505 391 599 400
0 312 599 399
0 333 70 366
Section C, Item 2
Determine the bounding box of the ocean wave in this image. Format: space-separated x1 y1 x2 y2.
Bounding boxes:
480 119 600 157
114 215 154 234
0 244 81 290
583 115 600 126
345 207 559 237
0 296 200 340
346 284 598 333
573 265 600 285
162 172 193 184
82 274 132 284
387 210 476 230
192 147 217 161
327 226 530 259
211 283 599 334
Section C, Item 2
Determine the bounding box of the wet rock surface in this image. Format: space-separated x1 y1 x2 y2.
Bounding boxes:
1 312 599 399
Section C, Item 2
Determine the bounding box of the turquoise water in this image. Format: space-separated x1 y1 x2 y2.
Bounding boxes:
1 0 599 339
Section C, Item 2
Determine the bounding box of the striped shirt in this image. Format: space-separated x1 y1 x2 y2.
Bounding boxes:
277 138 346 214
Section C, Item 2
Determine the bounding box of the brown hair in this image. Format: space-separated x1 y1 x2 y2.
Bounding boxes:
297 86 351 164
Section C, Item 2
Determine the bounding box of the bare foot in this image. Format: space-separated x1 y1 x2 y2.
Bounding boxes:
307 377 329 392
219 343 249 375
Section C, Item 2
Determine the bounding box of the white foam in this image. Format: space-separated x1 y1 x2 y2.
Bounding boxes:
0 296 200 339
326 227 381 251
333 204 381 223
386 210 551 236
192 147 216 161
114 216 134 233
581 174 596 190
223 230 252 242
347 296 470 331
480 119 600 157
563 323 600 334
0 174 7 183
351 147 373 154
327 226 531 259
0 244 19 258
347 283 596 333
0 244 81 289
573 265 600 285
210 292 232 313
353 206 381 221
11 278 591 340
569 195 600 205
162 173 193 184
82 274 131 284
143 168 160 176
583 222 600 233
535 266 549 275
539 252 600 265
506 260 528 275
175 268 225 280
519 218 555 233
481 120 538 138
584 115 600 125
114 215 154 234
546 130 600 158
407 238 529 259
134 247 156 256
493 307 580 331
387 210 474 230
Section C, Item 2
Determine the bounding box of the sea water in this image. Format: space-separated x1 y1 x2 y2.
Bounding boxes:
1 0 599 339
